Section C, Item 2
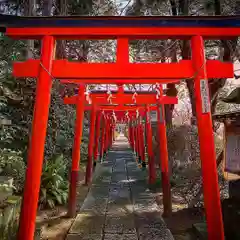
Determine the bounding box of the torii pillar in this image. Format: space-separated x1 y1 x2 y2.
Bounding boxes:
192 36 224 240
104 116 110 153
137 117 142 164
85 104 97 185
68 85 85 217
93 111 102 166
129 118 135 151
145 105 156 185
139 116 146 168
100 115 107 162
157 92 172 217
18 36 55 240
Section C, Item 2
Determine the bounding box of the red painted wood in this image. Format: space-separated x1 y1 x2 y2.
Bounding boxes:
8 20 233 240
139 121 146 166
135 118 140 163
93 111 102 163
137 117 143 164
18 36 55 240
157 88 172 216
192 36 224 240
133 120 137 154
68 85 85 217
84 105 158 111
13 59 233 80
105 117 110 153
7 27 240 39
61 78 180 84
145 106 156 185
85 104 97 185
128 121 132 148
129 119 135 151
100 115 106 161
117 38 129 64
64 94 178 105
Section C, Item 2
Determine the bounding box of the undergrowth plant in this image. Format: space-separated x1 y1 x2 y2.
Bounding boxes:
39 154 68 209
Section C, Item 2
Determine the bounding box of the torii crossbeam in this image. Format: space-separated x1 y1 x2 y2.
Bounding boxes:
64 91 178 105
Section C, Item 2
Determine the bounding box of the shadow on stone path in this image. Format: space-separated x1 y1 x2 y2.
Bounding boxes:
66 136 174 240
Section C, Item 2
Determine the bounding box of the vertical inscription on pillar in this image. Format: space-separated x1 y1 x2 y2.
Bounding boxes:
200 79 210 114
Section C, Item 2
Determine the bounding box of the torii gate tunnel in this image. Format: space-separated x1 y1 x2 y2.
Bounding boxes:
63 86 177 219
3 15 240 240
64 86 177 208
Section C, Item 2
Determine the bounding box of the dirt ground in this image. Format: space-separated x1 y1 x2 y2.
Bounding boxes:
36 170 89 240
163 206 204 240
154 163 206 240
156 191 204 240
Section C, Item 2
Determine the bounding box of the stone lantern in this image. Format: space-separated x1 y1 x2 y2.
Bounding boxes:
213 87 240 199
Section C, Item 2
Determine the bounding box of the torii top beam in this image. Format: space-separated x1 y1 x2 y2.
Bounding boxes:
2 15 240 39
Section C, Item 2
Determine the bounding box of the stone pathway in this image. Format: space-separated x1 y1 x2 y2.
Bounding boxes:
66 135 174 240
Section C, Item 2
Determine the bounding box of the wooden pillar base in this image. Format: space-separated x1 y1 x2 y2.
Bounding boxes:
68 170 79 218
161 171 172 217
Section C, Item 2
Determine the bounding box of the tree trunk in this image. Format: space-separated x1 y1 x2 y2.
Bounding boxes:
183 0 234 122
178 0 198 124
56 0 67 59
164 0 178 127
24 0 36 58
179 0 189 15
165 84 178 127
43 0 52 16
169 0 177 15
128 0 143 16
214 0 221 15
209 0 237 115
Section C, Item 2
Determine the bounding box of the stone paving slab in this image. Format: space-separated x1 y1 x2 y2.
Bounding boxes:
138 228 175 240
92 177 112 186
66 136 174 240
111 174 128 183
106 205 134 216
80 200 108 215
104 234 138 240
88 186 109 198
104 215 136 234
69 213 105 235
66 234 103 240
108 188 131 199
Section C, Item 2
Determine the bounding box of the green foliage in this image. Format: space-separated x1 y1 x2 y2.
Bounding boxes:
69 0 93 15
80 136 89 162
0 36 34 154
39 154 68 209
0 149 26 193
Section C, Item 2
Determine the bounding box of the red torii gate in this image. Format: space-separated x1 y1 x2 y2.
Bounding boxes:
4 15 239 240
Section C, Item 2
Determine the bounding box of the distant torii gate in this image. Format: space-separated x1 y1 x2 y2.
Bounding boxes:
5 15 239 240
64 87 177 189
